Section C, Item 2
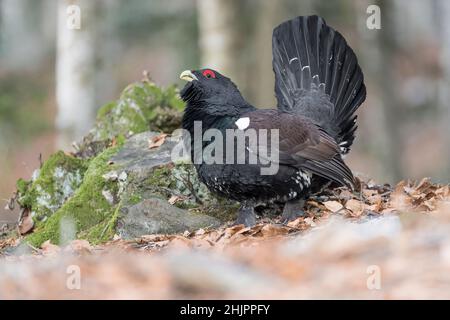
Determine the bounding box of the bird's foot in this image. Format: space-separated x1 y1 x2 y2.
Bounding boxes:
281 199 305 223
235 204 256 227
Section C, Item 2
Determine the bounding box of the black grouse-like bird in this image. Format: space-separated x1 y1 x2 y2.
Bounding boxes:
179 15 366 226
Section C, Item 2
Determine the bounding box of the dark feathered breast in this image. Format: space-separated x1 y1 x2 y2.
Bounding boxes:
197 163 312 203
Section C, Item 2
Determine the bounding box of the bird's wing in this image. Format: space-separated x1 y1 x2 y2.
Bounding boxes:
241 110 355 188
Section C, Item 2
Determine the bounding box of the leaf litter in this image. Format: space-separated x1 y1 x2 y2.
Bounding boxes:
0 177 449 299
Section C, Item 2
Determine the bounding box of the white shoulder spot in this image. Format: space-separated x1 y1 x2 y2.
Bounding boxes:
235 117 250 130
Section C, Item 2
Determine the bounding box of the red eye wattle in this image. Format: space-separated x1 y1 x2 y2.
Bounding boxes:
202 69 216 79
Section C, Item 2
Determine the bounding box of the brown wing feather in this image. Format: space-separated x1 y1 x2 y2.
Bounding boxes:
244 110 355 188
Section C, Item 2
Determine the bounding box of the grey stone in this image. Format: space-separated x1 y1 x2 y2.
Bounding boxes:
109 131 228 238
117 197 221 238
110 131 180 180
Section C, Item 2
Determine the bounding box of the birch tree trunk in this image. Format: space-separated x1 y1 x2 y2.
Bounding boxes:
56 0 96 149
196 0 241 81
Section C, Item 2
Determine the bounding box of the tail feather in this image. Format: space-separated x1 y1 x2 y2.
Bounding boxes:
272 15 366 154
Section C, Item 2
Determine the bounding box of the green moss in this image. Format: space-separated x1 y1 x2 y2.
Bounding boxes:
16 151 88 220
144 163 238 222
76 81 184 158
26 146 122 247
96 101 116 120
146 165 174 188
199 198 240 222
115 133 127 146
80 201 122 245
16 178 31 199
128 193 142 205
92 81 185 142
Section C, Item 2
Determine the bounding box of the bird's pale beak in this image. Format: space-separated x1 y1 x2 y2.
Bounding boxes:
180 70 198 82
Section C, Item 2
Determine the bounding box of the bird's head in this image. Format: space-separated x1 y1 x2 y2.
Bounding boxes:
179 69 250 115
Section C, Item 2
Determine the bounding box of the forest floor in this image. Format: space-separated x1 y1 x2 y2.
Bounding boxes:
0 178 449 299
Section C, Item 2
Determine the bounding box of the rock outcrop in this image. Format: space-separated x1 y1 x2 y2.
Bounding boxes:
14 80 236 247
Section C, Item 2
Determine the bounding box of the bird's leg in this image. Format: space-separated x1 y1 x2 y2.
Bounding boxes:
235 203 256 227
281 199 305 223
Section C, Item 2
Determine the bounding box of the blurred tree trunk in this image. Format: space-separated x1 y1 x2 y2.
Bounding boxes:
56 0 96 149
196 0 241 82
375 0 403 182
247 0 280 108
356 0 402 183
247 0 314 108
0 0 54 71
94 0 120 107
437 0 450 180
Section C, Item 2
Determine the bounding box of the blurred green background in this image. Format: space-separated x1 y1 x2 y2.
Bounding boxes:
1 0 450 224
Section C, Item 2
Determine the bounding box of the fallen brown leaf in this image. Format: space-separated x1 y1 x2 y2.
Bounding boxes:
167 236 192 249
235 226 259 237
18 209 34 235
66 239 93 254
306 200 322 208
367 194 382 205
286 217 305 229
363 189 378 198
338 189 354 199
193 228 205 236
168 195 184 205
304 217 316 227
345 199 364 217
323 201 343 213
0 238 18 251
110 137 117 147
223 224 246 238
148 133 168 149
41 240 60 256
436 185 449 199
259 224 289 237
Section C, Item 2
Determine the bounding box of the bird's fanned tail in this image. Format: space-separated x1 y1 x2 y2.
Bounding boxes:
272 15 366 154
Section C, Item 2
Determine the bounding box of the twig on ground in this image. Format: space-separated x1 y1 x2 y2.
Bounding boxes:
176 170 203 205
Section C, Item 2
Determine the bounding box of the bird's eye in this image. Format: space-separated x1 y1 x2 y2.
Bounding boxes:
202 69 216 79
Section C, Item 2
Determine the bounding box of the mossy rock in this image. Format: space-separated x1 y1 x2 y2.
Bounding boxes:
108 131 239 227
78 81 184 158
143 163 239 221
13 80 237 247
26 146 123 247
22 131 233 246
16 151 88 222
73 81 184 158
